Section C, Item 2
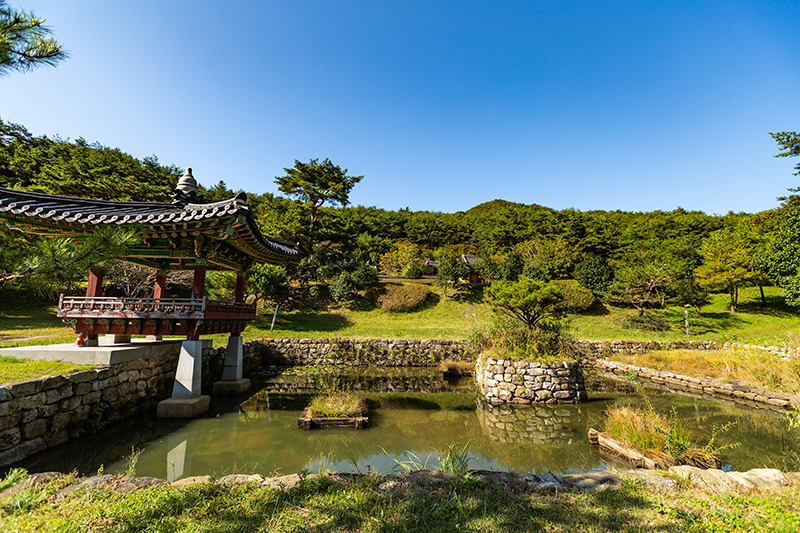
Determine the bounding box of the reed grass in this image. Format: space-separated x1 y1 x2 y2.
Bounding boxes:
608 348 800 395
305 392 367 419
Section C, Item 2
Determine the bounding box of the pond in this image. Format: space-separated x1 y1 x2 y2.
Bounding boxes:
14 367 800 480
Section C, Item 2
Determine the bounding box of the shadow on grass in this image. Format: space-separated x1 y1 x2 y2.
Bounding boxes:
251 311 353 333
736 297 800 318
75 473 686 533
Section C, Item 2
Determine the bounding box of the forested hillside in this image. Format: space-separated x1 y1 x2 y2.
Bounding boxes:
2 117 799 320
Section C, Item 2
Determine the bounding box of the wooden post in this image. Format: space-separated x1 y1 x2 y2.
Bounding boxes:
154 274 167 299
85 268 104 297
234 274 245 303
191 265 207 301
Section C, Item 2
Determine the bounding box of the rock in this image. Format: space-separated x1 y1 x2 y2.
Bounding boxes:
170 475 213 489
109 476 165 493
261 473 303 490
562 472 621 492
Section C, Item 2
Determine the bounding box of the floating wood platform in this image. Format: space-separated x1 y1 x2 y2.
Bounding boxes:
297 417 369 430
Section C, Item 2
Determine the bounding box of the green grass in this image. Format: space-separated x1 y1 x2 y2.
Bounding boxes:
4 284 800 348
2 470 799 532
0 356 92 384
305 392 367 418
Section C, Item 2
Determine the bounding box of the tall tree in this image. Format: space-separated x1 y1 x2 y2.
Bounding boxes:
275 158 363 233
695 228 760 313
0 0 68 75
770 131 800 176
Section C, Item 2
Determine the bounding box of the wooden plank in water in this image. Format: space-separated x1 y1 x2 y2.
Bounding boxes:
297 417 369 430
587 428 659 469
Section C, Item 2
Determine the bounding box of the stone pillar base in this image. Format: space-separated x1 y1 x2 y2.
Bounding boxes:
212 379 251 395
99 334 132 345
157 396 210 418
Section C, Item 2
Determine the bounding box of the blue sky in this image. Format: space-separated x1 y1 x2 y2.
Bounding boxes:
2 0 799 214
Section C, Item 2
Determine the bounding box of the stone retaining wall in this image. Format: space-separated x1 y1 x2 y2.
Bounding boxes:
0 352 178 468
592 359 800 412
246 338 475 367
475 355 587 405
574 339 797 360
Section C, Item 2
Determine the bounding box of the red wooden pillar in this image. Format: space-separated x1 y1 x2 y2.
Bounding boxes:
85 268 104 297
83 268 104 343
153 274 167 299
191 265 207 301
234 273 245 303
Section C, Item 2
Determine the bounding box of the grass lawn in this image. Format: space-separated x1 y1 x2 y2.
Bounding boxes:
1 471 799 533
0 357 91 385
3 284 800 349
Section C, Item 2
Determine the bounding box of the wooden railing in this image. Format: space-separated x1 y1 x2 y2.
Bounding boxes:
58 296 255 320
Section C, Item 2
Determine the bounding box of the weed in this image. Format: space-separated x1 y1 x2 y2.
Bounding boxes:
121 447 143 477
0 469 26 493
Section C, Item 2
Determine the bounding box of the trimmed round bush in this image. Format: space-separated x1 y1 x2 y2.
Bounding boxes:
379 283 430 312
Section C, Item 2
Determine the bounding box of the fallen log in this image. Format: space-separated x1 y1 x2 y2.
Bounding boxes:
588 428 659 469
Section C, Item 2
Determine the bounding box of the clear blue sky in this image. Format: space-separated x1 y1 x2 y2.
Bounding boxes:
2 0 799 215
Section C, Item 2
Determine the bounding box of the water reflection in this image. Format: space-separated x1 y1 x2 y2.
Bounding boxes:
9 368 800 480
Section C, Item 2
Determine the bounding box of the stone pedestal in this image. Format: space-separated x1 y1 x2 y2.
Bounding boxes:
213 379 250 394
213 335 250 395
157 396 210 419
100 334 131 345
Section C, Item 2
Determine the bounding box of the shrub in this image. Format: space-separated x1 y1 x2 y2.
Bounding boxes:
552 279 595 312
379 283 429 312
329 271 355 303
574 253 614 292
351 263 379 289
471 317 575 361
403 265 423 279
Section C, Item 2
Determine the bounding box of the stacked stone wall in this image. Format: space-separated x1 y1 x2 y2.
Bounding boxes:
475 355 587 405
0 352 178 468
238 338 475 368
592 359 799 412
574 339 797 360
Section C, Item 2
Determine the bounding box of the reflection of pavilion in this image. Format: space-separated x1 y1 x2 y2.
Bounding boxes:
0 169 302 417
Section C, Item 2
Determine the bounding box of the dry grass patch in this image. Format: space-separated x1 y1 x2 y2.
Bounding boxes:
608 348 800 395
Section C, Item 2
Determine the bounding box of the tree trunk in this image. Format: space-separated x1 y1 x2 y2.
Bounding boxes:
730 289 736 313
760 285 766 306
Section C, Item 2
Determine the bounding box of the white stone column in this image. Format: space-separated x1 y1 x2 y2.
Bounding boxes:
213 335 251 394
157 339 211 418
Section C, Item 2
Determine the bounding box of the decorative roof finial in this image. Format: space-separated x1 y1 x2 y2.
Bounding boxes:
170 167 205 206
176 168 198 194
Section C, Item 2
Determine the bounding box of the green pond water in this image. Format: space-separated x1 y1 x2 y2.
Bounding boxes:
15 368 800 480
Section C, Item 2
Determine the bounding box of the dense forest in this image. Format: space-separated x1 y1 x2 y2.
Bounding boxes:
2 118 800 319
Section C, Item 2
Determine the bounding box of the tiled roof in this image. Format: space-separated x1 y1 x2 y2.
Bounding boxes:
0 186 303 262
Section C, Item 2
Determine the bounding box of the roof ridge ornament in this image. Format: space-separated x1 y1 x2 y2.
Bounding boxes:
170 167 206 207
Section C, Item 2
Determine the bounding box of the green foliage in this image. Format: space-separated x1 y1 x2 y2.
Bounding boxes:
484 278 563 330
551 279 595 312
378 283 429 312
574 253 614 292
248 264 290 306
771 131 800 178
275 158 363 232
351 263 378 288
695 228 761 313
0 468 26 493
0 227 140 297
329 271 356 303
604 255 675 317
0 119 181 201
518 237 581 281
434 247 470 301
0 1 68 75
379 241 424 276
472 316 574 360
305 392 366 418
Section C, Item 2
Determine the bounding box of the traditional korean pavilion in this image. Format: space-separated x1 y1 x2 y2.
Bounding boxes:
0 169 303 416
